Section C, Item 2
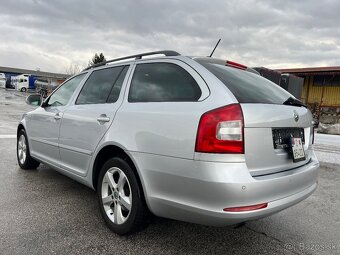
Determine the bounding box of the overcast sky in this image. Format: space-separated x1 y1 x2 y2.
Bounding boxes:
0 0 339 73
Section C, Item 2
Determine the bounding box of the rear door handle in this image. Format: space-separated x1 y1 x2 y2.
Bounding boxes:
97 114 110 124
54 113 61 120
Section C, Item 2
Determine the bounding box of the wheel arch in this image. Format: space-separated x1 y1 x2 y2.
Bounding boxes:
17 123 25 137
92 145 147 205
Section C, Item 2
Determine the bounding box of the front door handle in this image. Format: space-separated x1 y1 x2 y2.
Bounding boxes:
54 113 61 120
97 114 110 124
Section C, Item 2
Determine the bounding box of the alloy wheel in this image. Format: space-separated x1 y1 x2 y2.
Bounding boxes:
18 135 27 165
101 167 132 225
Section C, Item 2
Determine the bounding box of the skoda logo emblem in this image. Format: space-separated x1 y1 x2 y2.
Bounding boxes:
293 111 299 122
113 191 119 199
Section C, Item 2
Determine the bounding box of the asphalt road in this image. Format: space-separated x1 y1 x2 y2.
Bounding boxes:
0 88 339 255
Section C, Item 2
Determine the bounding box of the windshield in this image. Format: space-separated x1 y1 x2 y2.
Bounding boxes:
197 61 293 104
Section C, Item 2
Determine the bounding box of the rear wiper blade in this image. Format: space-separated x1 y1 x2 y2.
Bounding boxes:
283 97 307 108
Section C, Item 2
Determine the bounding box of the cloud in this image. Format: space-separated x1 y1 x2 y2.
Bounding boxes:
0 0 339 73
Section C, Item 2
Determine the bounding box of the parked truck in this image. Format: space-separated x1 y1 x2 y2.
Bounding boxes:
280 73 304 99
34 79 59 98
254 67 304 99
0 73 6 89
13 74 37 92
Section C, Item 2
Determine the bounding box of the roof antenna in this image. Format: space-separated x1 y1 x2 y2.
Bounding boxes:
209 39 221 57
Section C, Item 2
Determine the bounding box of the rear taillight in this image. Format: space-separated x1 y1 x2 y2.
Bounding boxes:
195 104 244 154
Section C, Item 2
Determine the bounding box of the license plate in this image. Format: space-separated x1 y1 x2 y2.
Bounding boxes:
290 137 305 162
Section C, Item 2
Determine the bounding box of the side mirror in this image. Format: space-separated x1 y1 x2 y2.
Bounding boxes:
26 94 42 106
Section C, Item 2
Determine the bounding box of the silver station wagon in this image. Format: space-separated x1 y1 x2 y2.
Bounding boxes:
18 51 319 235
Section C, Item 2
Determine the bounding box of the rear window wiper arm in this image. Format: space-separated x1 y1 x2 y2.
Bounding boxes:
283 97 307 108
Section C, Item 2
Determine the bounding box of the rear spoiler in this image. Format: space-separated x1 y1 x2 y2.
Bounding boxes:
193 57 259 75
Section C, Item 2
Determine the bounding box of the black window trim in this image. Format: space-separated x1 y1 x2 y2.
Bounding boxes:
105 66 128 103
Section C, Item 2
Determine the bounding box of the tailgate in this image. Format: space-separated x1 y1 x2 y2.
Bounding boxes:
241 104 314 176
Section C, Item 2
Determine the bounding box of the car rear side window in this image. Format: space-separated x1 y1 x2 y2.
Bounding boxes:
76 65 128 105
198 62 291 104
128 62 201 102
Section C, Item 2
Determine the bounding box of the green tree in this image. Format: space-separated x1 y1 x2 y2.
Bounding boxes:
89 53 106 66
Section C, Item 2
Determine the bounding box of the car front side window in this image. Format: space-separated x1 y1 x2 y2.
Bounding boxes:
47 73 86 107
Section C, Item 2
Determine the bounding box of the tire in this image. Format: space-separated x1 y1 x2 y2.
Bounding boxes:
97 157 149 235
20 87 27 92
17 129 40 170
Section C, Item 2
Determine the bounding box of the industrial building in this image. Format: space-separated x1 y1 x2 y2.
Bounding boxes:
277 66 340 124
0 66 70 89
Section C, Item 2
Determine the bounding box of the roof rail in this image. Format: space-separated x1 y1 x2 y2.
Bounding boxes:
83 50 180 71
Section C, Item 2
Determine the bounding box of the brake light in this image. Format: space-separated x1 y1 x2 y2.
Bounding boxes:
223 203 268 212
195 104 244 153
226 60 247 70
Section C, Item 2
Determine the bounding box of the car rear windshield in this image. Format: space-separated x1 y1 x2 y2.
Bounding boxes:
197 61 292 104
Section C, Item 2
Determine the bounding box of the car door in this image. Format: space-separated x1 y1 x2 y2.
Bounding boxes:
27 73 86 165
114 59 210 159
58 65 130 176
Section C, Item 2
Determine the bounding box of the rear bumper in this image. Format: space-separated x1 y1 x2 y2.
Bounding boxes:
130 150 319 226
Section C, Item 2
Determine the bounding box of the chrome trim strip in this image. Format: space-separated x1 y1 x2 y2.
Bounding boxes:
31 138 92 155
59 143 93 156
